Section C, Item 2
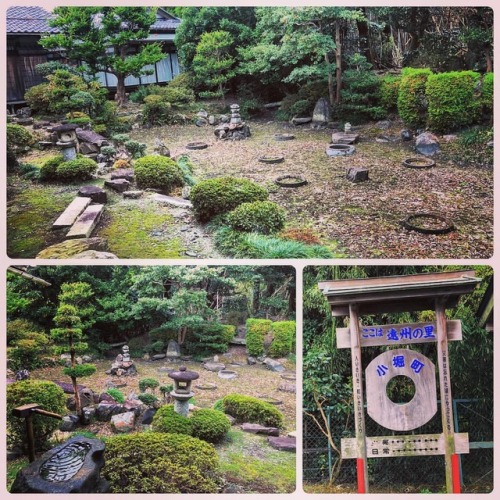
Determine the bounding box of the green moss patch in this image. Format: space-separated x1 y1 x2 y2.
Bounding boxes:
98 200 184 258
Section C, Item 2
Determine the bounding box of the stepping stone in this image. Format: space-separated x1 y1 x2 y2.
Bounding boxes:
263 358 286 372
151 353 166 360
278 383 296 393
153 194 193 208
230 338 246 345
331 132 360 144
105 179 130 192
241 423 279 436
123 190 143 199
111 168 134 182
203 362 226 372
52 197 91 229
78 185 107 203
267 436 296 452
346 167 369 183
66 204 104 239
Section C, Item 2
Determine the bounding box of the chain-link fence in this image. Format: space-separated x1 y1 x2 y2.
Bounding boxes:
303 399 493 493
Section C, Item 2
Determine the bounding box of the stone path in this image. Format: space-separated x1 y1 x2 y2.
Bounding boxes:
52 197 91 229
66 204 104 239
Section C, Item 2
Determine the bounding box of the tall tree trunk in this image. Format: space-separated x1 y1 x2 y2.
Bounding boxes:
325 53 335 106
335 21 342 105
69 340 82 421
485 48 493 72
115 74 127 107
252 278 261 316
356 9 374 66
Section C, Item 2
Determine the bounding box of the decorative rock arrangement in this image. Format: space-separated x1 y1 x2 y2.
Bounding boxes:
214 104 251 140
107 345 137 376
346 167 369 183
263 358 285 372
10 436 109 493
311 97 332 129
241 423 280 436
415 131 440 156
104 178 130 193
166 340 181 360
77 186 107 204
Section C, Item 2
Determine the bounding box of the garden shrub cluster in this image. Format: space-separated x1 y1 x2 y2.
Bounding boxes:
102 432 221 493
379 75 401 112
190 408 231 443
268 320 296 357
184 323 232 356
7 380 67 451
218 394 284 428
139 378 160 393
7 124 34 169
482 72 493 114
152 404 193 435
227 201 286 235
190 177 268 222
221 324 236 343
55 157 98 181
137 393 159 406
106 388 125 404
245 318 272 357
397 68 433 129
134 155 184 193
276 81 327 121
426 71 481 132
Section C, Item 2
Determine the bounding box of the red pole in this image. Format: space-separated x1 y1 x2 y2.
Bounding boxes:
357 458 366 493
452 454 461 493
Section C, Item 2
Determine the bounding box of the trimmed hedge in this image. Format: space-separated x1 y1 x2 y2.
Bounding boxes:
190 177 268 222
426 71 481 132
379 75 401 112
245 318 272 357
268 320 296 358
482 72 493 115
227 201 286 234
191 408 230 443
102 432 220 493
134 155 184 193
7 380 66 451
219 394 284 428
151 404 192 435
397 68 432 129
221 324 236 343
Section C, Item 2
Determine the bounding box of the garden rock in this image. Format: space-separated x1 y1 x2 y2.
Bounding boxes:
263 358 286 372
99 393 117 404
442 134 458 142
331 131 360 144
111 411 136 433
53 380 86 394
78 186 107 204
166 340 181 359
67 388 95 411
123 190 143 199
82 407 96 425
182 186 191 199
153 138 170 157
311 97 331 127
153 194 193 208
59 415 79 432
197 109 208 119
72 250 118 259
111 168 134 182
80 142 99 155
278 383 296 393
36 238 108 259
415 131 440 156
140 408 157 425
401 129 413 141
95 403 126 422
291 117 312 125
376 119 392 129
196 119 208 127
76 129 109 148
346 167 369 183
241 423 280 436
218 369 237 379
203 362 226 372
267 436 296 452
152 353 166 360
104 179 130 192
247 356 257 365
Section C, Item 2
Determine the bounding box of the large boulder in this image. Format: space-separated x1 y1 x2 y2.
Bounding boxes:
241 423 280 436
311 97 331 128
111 411 136 433
36 238 108 259
415 132 440 156
166 340 181 359
263 358 286 372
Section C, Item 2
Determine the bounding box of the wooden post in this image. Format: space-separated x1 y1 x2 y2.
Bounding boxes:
435 298 459 493
349 303 369 493
25 413 36 463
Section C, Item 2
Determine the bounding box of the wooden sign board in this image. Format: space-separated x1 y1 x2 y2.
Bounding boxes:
336 320 461 349
342 433 469 459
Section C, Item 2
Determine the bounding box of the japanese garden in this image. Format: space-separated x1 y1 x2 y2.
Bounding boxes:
6 265 296 493
6 6 494 259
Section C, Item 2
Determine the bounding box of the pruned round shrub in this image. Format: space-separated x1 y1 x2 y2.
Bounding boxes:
102 432 221 493
63 363 96 378
124 140 146 159
246 318 272 357
227 201 286 234
40 155 65 181
56 157 98 181
191 408 230 443
134 155 184 193
137 393 159 406
139 378 160 393
7 380 66 451
7 124 34 150
112 159 131 170
397 68 432 129
142 95 173 126
24 83 51 113
106 388 125 404
268 321 296 357
379 75 401 112
425 71 481 133
219 394 284 428
190 177 268 222
151 404 192 435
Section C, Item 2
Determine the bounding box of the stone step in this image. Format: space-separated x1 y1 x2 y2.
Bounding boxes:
52 197 92 229
66 204 104 239
230 338 246 345
153 194 193 208
331 132 360 144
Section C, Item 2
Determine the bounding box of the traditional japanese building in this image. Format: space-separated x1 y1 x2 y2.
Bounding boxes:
7 6 181 108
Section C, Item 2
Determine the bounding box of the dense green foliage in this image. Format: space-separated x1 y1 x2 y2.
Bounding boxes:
137 393 159 406
7 380 66 451
151 404 193 435
268 320 296 357
227 201 286 235
379 75 401 112
397 68 433 128
63 363 97 378
219 394 284 427
102 432 221 493
138 378 160 393
190 177 268 222
426 71 481 132
142 95 173 126
184 322 232 356
134 155 184 193
55 157 98 181
7 125 34 150
245 318 272 357
482 72 493 114
106 388 125 404
190 408 231 443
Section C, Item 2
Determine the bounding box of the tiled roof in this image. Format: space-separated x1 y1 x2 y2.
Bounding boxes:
6 6 58 34
150 19 181 31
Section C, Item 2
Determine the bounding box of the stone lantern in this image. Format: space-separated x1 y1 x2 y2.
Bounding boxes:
53 124 79 161
168 366 199 417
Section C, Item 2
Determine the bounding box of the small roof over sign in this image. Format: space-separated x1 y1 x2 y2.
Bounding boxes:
319 270 480 316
